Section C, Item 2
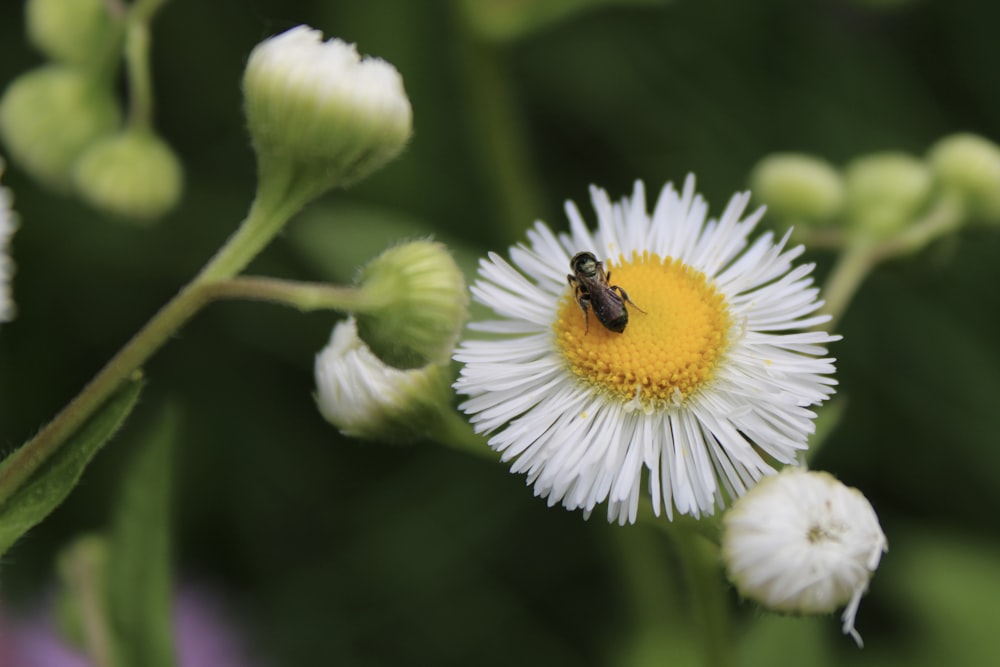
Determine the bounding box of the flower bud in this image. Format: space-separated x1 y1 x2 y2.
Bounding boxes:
927 133 1000 223
722 467 887 647
73 130 183 222
243 25 412 204
750 153 844 224
844 152 932 238
0 66 120 190
0 157 16 323
26 0 121 67
314 317 452 443
354 240 468 370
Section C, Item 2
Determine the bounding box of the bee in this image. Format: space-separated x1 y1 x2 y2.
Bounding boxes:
567 251 644 333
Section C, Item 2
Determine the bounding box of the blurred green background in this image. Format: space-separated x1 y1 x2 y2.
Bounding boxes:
2 0 1000 665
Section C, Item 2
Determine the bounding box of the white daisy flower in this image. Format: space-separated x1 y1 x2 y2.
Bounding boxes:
453 175 839 524
721 467 887 647
0 157 16 323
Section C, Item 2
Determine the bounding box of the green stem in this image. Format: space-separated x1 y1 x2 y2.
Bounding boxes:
0 194 294 506
122 0 169 131
202 277 376 313
669 525 734 667
123 19 153 130
817 237 876 331
618 512 732 667
871 193 964 263
819 194 964 331
427 409 492 461
454 9 545 243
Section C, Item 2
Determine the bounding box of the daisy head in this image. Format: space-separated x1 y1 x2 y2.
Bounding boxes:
453 175 839 524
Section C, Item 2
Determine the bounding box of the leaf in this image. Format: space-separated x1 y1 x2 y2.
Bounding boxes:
0 373 144 557
106 404 178 667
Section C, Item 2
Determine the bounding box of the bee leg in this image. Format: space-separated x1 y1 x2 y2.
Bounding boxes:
614 286 646 314
579 295 591 333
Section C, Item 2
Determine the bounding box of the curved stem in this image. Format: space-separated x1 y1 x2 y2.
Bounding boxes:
124 19 153 130
817 237 876 331
123 0 169 131
202 277 378 313
427 409 492 461
0 194 293 506
818 194 964 331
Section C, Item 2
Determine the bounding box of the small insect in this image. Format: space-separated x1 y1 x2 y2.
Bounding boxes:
567 251 645 333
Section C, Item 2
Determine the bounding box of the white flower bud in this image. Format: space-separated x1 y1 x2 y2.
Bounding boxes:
722 467 887 647
243 25 412 202
314 317 452 444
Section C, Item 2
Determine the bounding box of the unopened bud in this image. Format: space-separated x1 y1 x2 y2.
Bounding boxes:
74 130 183 221
26 0 121 67
243 25 412 206
750 153 844 224
722 467 887 647
354 240 468 370
844 152 932 238
0 66 119 190
927 133 1000 223
314 317 452 443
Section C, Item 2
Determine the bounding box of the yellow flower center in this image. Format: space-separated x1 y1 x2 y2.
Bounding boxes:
555 251 731 409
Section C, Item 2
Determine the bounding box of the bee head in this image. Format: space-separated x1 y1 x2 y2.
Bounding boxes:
571 251 600 277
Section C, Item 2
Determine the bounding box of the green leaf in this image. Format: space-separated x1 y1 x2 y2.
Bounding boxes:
106 404 178 667
0 373 144 557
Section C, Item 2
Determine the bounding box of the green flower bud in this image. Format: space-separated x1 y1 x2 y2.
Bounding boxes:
26 0 121 67
354 240 468 370
315 317 453 444
243 25 413 206
927 133 1000 223
750 153 845 224
74 130 183 221
844 152 932 238
0 65 120 190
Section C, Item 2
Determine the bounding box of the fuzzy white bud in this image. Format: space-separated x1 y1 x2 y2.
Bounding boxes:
243 25 412 199
314 317 452 444
722 467 887 647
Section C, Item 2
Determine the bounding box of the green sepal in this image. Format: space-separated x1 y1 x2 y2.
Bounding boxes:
0 373 144 557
